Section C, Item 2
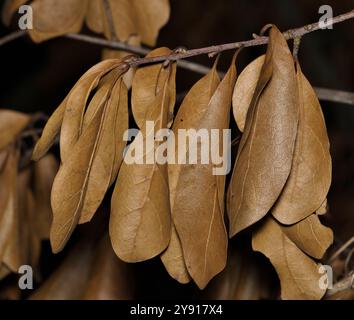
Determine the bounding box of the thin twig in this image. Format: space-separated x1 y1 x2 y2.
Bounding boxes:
3 10 354 67
325 272 354 298
65 33 213 75
102 0 118 41
292 37 302 59
314 88 354 106
66 32 149 54
1 10 354 105
329 236 354 264
0 30 25 46
345 248 354 274
65 10 354 69
127 9 354 67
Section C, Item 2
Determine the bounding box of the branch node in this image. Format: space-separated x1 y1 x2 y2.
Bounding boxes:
208 51 219 58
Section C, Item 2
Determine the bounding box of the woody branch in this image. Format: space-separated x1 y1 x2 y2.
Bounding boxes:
1 10 354 104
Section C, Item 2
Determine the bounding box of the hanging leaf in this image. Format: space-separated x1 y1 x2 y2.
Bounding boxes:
227 26 299 236
159 52 207 282
79 76 128 223
0 149 8 173
32 102 66 161
32 60 123 161
252 217 326 300
0 147 18 271
107 0 170 46
110 48 176 263
0 147 12 219
167 56 236 289
85 0 105 34
1 147 44 278
232 55 265 132
160 225 191 284
60 59 124 162
316 198 328 215
231 55 331 225
271 62 332 224
33 153 59 240
161 59 220 286
132 47 176 129
28 0 87 43
0 266 10 281
281 214 333 259
2 169 32 276
0 110 30 151
50 71 128 253
19 170 42 271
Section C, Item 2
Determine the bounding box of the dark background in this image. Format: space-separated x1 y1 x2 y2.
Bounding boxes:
0 0 353 298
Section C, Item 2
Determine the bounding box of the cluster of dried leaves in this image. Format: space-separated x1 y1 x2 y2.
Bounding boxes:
228 26 333 299
26 25 336 299
0 110 58 281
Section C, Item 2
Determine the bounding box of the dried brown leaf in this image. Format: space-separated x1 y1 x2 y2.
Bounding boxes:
85 0 105 34
227 26 299 236
108 0 170 46
132 47 176 129
28 0 87 43
0 266 11 281
110 48 176 262
0 110 30 151
252 217 326 300
167 56 236 289
33 153 59 240
0 147 18 267
0 149 8 173
60 59 124 162
160 59 220 286
32 101 65 161
232 55 265 132
272 62 332 224
50 74 128 253
281 214 333 259
79 77 128 223
24 182 42 271
316 198 328 215
158 57 220 284
161 224 191 284
1 167 34 275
